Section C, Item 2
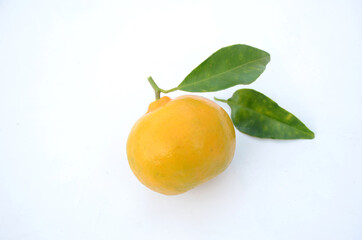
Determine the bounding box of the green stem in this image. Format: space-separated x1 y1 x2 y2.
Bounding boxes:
147 76 161 100
214 97 228 103
147 76 179 100
160 87 178 93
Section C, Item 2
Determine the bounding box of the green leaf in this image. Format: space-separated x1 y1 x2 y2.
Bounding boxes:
177 44 270 92
225 89 314 139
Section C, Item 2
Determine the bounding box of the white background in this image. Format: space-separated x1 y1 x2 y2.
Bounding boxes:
1 0 362 239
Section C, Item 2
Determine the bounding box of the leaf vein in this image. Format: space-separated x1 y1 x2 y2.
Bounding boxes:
180 56 270 89
235 106 312 135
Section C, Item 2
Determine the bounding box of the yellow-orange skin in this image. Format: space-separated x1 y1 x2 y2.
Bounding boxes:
127 95 236 195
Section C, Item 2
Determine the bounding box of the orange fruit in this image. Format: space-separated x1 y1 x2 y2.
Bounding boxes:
126 95 236 195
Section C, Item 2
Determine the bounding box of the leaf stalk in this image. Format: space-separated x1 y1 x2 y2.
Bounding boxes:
214 97 228 103
160 87 178 93
147 76 178 100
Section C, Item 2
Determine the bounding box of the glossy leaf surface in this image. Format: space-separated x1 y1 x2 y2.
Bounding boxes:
178 44 270 92
227 89 314 139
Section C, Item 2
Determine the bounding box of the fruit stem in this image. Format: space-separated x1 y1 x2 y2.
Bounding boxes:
148 76 161 100
214 97 228 103
147 76 179 100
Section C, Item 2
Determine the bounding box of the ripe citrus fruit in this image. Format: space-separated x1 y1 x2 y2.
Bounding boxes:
127 95 236 195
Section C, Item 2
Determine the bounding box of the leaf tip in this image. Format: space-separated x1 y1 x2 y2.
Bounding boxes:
307 130 315 139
